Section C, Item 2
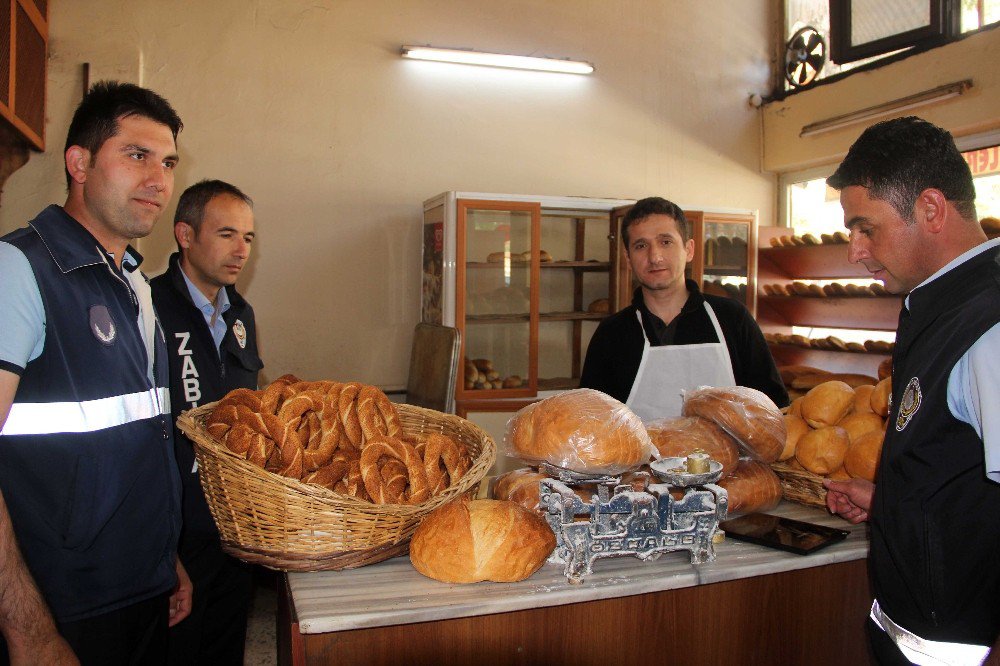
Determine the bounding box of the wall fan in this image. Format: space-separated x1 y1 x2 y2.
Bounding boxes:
785 26 826 89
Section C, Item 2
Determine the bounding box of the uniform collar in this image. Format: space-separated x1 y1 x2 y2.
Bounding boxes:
30 204 143 273
632 278 703 317
165 251 246 313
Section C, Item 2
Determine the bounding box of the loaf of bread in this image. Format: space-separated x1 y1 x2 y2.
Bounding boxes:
409 498 555 583
837 412 884 444
853 385 875 414
486 251 506 263
681 386 785 463
645 416 740 477
717 458 782 517
491 467 549 513
795 426 849 475
871 377 891 417
800 381 855 428
844 429 884 482
587 298 610 314
506 389 653 474
780 414 811 461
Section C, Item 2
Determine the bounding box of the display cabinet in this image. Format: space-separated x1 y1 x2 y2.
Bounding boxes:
421 193 634 413
756 227 897 377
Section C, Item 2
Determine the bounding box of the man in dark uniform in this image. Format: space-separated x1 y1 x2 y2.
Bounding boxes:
151 179 262 664
580 197 787 420
0 81 190 664
823 117 1000 665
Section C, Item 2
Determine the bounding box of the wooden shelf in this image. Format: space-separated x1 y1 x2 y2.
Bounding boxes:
537 376 580 391
467 261 609 271
704 264 747 275
465 311 608 324
759 245 869 279
759 295 902 330
769 345 889 377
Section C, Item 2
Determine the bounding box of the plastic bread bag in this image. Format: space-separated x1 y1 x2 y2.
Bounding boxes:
503 388 655 476
680 386 786 464
717 457 783 517
644 415 741 477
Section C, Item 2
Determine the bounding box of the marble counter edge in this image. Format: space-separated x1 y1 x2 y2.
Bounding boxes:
288 503 869 634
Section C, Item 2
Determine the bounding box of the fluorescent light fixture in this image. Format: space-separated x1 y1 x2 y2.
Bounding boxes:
800 79 973 138
401 45 594 75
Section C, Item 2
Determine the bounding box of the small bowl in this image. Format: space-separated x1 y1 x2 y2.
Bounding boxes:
650 457 724 487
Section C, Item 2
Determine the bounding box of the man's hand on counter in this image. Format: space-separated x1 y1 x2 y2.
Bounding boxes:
822 478 873 524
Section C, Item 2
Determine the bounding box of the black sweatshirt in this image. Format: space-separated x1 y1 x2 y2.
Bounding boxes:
579 280 788 408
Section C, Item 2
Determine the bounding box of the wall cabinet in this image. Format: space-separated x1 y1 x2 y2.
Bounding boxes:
0 0 47 149
756 227 897 377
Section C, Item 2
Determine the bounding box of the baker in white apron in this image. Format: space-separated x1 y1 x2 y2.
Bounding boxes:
625 303 735 422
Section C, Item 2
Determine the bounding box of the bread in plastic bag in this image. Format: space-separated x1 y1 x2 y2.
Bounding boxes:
645 415 740 477
504 389 654 475
681 386 785 463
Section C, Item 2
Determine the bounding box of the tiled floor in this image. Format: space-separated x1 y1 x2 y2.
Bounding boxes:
244 580 278 666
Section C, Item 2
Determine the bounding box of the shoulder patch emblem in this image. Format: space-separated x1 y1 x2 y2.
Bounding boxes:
233 319 247 349
89 305 117 345
895 377 922 432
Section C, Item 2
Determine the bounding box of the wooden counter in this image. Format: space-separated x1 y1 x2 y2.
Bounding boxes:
278 502 873 665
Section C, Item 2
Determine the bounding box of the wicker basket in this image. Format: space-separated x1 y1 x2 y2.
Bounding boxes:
176 401 496 572
770 462 828 509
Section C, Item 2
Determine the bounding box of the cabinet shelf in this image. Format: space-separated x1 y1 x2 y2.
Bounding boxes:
466 261 610 271
759 295 901 330
704 265 747 275
769 346 890 375
465 311 609 324
759 245 869 279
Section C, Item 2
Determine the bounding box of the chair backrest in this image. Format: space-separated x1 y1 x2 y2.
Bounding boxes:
405 323 461 413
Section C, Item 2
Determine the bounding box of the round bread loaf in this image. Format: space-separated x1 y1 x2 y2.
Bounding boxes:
682 386 785 463
800 381 854 428
795 426 849 475
871 377 891 417
491 467 601 513
506 389 653 475
877 357 893 380
788 397 803 417
486 251 506 263
410 498 555 583
837 412 884 443
828 466 852 481
853 385 875 414
645 416 740 477
844 429 884 482
781 414 811 461
717 458 782 517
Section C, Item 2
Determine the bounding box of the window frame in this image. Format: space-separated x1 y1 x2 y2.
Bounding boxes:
828 0 958 64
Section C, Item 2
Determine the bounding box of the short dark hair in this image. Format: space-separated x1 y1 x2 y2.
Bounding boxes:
622 197 690 246
64 80 183 188
174 179 254 236
827 116 976 222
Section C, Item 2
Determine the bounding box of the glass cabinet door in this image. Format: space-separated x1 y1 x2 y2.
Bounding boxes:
693 212 757 315
456 200 540 399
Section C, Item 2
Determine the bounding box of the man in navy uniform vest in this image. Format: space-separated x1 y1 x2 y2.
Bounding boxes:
151 179 262 664
824 117 1000 665
0 81 190 664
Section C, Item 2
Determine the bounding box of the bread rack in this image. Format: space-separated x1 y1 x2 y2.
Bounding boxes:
538 459 728 583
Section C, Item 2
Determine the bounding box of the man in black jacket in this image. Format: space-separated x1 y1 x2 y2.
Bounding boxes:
579 197 787 420
823 117 1000 664
151 179 263 664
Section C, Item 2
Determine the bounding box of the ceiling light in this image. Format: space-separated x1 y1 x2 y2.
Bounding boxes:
401 46 594 75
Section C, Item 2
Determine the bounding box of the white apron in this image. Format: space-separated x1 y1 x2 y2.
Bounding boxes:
625 302 736 422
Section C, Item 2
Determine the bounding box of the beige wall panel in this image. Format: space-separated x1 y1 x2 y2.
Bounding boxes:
2 0 775 389
763 28 1000 174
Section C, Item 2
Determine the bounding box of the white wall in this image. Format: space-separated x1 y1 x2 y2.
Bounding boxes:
1 0 776 388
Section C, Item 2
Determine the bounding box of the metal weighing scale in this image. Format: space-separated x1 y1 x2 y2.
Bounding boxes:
538 456 728 583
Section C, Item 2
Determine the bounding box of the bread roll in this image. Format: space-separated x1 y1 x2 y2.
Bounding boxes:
410 498 555 583
506 389 653 475
780 414 811 461
837 412 884 443
844 429 884 482
852 385 875 414
778 365 828 385
871 377 891 417
788 397 803 417
800 381 855 428
827 466 852 481
795 426 849 475
486 251 506 263
682 386 785 463
502 376 523 389
877 357 892 381
717 459 782 517
587 298 610 314
645 416 740 477
539 249 553 262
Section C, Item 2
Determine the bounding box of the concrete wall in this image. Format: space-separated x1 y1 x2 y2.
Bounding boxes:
1 0 777 388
